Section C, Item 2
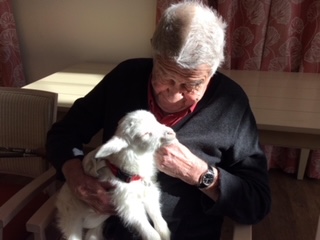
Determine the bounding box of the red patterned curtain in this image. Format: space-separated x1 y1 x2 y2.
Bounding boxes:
156 0 320 179
215 0 320 73
0 0 26 87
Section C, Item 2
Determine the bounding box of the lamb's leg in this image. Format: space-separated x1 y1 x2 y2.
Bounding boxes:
117 195 161 240
57 212 83 240
84 223 104 240
143 185 171 240
56 185 84 240
83 213 109 240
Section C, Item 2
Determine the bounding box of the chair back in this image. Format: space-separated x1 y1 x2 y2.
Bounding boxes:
0 87 57 178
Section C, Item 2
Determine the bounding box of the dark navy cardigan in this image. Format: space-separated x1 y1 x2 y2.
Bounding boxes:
46 58 271 240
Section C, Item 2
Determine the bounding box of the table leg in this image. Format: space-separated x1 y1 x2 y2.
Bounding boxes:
297 148 310 180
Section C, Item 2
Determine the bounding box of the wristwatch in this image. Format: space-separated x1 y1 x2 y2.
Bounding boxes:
197 164 215 189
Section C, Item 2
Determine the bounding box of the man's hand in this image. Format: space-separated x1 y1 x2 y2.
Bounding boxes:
62 158 116 214
155 141 220 201
155 141 207 185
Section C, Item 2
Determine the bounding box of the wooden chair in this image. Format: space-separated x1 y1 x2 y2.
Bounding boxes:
232 222 252 240
316 214 320 240
27 186 252 240
0 87 58 240
14 86 251 240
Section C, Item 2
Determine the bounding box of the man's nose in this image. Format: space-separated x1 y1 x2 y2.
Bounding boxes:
167 92 184 102
167 85 184 101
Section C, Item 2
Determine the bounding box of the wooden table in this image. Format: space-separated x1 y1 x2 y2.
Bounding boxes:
23 63 320 179
220 69 320 179
22 63 116 113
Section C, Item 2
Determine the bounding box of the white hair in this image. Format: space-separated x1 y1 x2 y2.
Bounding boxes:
151 0 227 74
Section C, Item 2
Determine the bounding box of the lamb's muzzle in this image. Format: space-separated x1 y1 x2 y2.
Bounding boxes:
160 127 176 144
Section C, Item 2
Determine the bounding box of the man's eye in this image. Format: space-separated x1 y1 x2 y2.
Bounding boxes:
159 78 171 84
183 83 202 91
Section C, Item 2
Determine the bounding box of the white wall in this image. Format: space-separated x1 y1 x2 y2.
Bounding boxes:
12 0 157 83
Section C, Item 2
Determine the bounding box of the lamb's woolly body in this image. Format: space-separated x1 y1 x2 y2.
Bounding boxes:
56 110 175 240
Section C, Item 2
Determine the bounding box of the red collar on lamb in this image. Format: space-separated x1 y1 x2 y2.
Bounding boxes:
106 161 142 183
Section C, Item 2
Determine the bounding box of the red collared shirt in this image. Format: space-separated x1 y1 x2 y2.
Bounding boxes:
148 78 197 127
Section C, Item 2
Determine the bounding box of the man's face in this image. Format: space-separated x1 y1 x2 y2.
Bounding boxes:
151 57 212 114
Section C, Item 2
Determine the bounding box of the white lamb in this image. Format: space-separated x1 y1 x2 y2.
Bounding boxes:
56 110 176 240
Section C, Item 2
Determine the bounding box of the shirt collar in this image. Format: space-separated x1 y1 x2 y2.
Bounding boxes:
148 76 197 127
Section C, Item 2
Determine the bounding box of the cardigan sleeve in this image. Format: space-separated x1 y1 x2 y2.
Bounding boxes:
46 58 153 180
45 61 126 180
202 104 271 224
46 78 108 180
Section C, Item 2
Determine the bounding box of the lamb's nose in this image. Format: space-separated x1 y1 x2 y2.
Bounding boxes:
165 130 176 138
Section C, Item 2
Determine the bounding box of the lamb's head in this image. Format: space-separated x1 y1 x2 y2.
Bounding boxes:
95 110 176 160
116 110 176 152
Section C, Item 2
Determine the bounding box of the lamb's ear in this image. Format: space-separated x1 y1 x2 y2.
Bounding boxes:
95 136 128 158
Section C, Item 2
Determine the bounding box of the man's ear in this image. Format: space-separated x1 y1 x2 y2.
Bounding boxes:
95 136 128 158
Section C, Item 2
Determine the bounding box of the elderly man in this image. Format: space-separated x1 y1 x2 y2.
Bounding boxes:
47 1 271 239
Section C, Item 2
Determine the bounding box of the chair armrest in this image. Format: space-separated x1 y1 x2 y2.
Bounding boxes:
233 222 252 240
26 191 59 240
0 167 56 228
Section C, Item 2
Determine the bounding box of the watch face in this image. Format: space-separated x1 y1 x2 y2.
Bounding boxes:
203 172 214 186
198 165 215 189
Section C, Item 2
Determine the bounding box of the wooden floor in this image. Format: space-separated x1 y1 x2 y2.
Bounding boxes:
252 169 320 240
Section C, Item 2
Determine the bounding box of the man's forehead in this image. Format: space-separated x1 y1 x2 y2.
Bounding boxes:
154 56 211 80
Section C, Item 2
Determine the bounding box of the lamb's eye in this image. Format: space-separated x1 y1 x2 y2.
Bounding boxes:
139 132 152 140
